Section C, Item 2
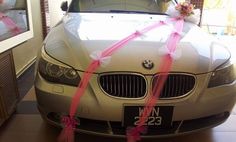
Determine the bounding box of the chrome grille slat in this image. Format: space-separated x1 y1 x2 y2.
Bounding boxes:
125 75 128 97
183 77 187 95
188 77 192 91
110 76 113 95
106 76 109 93
99 74 146 98
163 77 168 97
133 77 135 98
129 76 132 98
113 75 116 96
176 75 181 97
172 76 176 98
181 77 184 96
171 76 174 97
117 75 120 96
140 77 143 96
121 75 124 96
167 76 172 98
137 77 140 96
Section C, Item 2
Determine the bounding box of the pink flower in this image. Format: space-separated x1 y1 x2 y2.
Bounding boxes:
175 2 195 17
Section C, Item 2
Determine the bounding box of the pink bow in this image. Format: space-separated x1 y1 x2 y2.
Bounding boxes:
58 116 79 142
61 116 78 129
90 51 111 67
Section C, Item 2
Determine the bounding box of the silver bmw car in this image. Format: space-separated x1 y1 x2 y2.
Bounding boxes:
35 0 236 137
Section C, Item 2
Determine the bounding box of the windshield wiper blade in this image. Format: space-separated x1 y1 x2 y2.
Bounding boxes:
109 10 167 15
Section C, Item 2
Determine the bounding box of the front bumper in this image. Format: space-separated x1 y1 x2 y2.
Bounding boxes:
38 103 230 137
35 72 236 137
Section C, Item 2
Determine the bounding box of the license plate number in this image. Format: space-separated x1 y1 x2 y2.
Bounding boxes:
123 106 173 128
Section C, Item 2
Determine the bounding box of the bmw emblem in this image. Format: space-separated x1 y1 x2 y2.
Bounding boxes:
142 60 154 70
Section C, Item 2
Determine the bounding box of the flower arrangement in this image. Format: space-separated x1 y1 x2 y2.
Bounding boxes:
175 2 195 17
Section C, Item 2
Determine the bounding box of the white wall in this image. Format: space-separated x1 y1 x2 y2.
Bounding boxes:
13 0 43 76
48 0 72 27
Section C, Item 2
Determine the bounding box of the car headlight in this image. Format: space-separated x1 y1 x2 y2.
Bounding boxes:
208 65 236 88
38 57 80 86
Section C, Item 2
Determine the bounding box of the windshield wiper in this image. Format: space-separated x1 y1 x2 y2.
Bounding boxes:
109 10 167 15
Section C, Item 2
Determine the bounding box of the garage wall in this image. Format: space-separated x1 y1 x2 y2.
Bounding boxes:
12 0 43 77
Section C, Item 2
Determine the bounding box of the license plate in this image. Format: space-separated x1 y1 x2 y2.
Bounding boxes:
123 106 173 128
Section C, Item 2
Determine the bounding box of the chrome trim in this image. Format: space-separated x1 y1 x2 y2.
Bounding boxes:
151 73 196 100
107 121 113 134
98 72 148 100
175 120 184 134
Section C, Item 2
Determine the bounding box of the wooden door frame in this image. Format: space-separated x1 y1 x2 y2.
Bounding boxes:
40 0 50 39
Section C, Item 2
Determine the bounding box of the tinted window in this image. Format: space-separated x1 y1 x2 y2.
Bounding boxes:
69 0 173 14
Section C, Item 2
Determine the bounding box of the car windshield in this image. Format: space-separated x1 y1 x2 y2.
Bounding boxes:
68 0 175 14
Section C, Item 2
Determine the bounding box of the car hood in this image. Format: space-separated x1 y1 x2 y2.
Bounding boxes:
44 13 231 74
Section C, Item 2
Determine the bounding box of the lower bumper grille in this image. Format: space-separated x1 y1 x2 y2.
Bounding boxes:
46 112 229 136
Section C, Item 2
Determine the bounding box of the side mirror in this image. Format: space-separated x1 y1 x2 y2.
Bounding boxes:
61 1 68 11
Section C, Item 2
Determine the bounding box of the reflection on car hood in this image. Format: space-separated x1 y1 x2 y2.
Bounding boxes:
44 13 231 74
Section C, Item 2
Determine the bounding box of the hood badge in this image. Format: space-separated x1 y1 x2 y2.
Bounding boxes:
142 60 154 70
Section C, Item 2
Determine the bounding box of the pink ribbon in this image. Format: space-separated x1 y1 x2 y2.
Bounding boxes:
0 12 22 36
126 126 147 142
126 17 185 142
59 18 180 142
101 18 176 57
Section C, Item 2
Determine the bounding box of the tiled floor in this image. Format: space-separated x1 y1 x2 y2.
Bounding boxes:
0 87 236 142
